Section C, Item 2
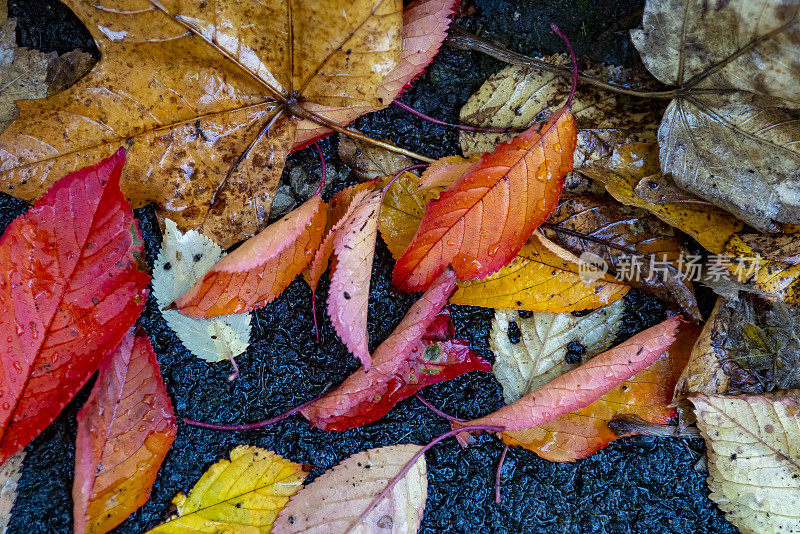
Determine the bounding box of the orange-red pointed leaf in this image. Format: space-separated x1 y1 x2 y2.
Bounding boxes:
501 323 699 461
174 195 327 318
466 316 682 431
73 329 176 534
302 269 491 430
393 109 577 292
0 150 149 463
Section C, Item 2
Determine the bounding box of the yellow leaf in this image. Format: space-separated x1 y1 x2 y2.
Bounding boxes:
147 446 306 534
692 393 800 534
450 232 629 312
724 235 800 305
379 171 436 259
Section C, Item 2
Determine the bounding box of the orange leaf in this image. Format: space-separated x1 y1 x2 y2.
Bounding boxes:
465 316 682 431
173 195 327 317
392 109 577 292
418 155 480 192
73 329 176 534
501 323 699 461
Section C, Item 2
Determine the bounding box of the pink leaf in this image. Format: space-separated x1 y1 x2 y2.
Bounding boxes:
328 190 383 370
466 316 683 431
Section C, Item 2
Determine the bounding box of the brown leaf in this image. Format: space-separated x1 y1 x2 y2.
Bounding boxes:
338 135 413 182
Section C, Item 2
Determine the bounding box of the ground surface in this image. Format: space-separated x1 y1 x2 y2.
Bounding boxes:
4 0 738 532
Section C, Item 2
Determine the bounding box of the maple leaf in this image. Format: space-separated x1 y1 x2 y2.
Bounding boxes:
0 150 149 463
147 445 306 533
274 444 427 534
501 323 698 462
153 219 251 366
0 0 405 248
172 194 326 317
464 316 682 431
73 329 176 534
301 270 491 431
392 107 578 292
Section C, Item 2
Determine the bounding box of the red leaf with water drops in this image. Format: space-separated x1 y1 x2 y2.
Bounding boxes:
0 149 149 463
301 269 491 431
73 329 176 534
392 108 577 292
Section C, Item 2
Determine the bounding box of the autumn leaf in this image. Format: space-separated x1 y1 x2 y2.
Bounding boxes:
274 444 426 534
153 219 251 365
393 107 578 291
543 192 700 321
73 329 176 534
632 0 800 231
147 446 306 533
692 393 800 534
173 195 326 318
0 150 149 463
417 155 480 192
501 323 698 462
379 171 439 259
0 0 404 248
490 301 625 403
337 135 413 182
465 316 682 431
450 232 629 312
328 190 384 369
301 269 491 431
0 449 23 532
724 234 800 305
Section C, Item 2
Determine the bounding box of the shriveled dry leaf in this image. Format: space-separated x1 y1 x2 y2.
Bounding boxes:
490 301 625 403
0 0 403 248
692 393 800 534
147 446 306 533
154 220 250 364
274 444 427 534
0 449 24 533
632 0 800 230
450 232 629 312
338 135 413 182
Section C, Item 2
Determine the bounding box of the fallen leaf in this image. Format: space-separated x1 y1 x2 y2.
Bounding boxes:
724 234 800 305
274 444 426 534
337 135 413 182
153 219 251 364
43 49 96 97
589 142 743 254
632 0 800 230
0 449 24 533
543 192 699 320
417 155 479 192
490 300 625 403
147 445 306 533
0 0 403 248
465 316 681 431
0 150 149 463
392 106 577 292
450 232 630 312
328 190 383 369
692 393 800 534
737 234 800 265
73 329 176 534
501 323 698 462
301 270 491 431
379 171 439 259
173 194 327 317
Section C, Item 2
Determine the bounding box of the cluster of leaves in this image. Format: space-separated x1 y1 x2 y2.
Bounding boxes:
0 0 799 533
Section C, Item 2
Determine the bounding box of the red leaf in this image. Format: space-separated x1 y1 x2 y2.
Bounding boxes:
293 0 457 150
173 195 327 317
73 329 176 534
301 269 491 431
466 316 682 431
0 149 149 463
328 190 383 370
393 108 577 292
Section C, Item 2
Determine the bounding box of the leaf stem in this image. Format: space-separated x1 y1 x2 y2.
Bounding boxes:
312 142 327 196
392 100 518 133
383 163 430 192
549 24 577 108
495 443 510 504
414 392 466 422
345 424 505 533
183 394 323 430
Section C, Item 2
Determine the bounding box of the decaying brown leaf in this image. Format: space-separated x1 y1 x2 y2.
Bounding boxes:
338 135 413 182
692 393 800 534
0 449 24 533
632 0 800 231
0 0 403 248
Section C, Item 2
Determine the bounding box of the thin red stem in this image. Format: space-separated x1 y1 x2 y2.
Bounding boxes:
312 142 327 196
495 444 510 504
414 393 466 423
346 424 505 533
183 394 323 430
392 100 516 133
227 354 240 382
550 24 578 108
383 163 429 192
